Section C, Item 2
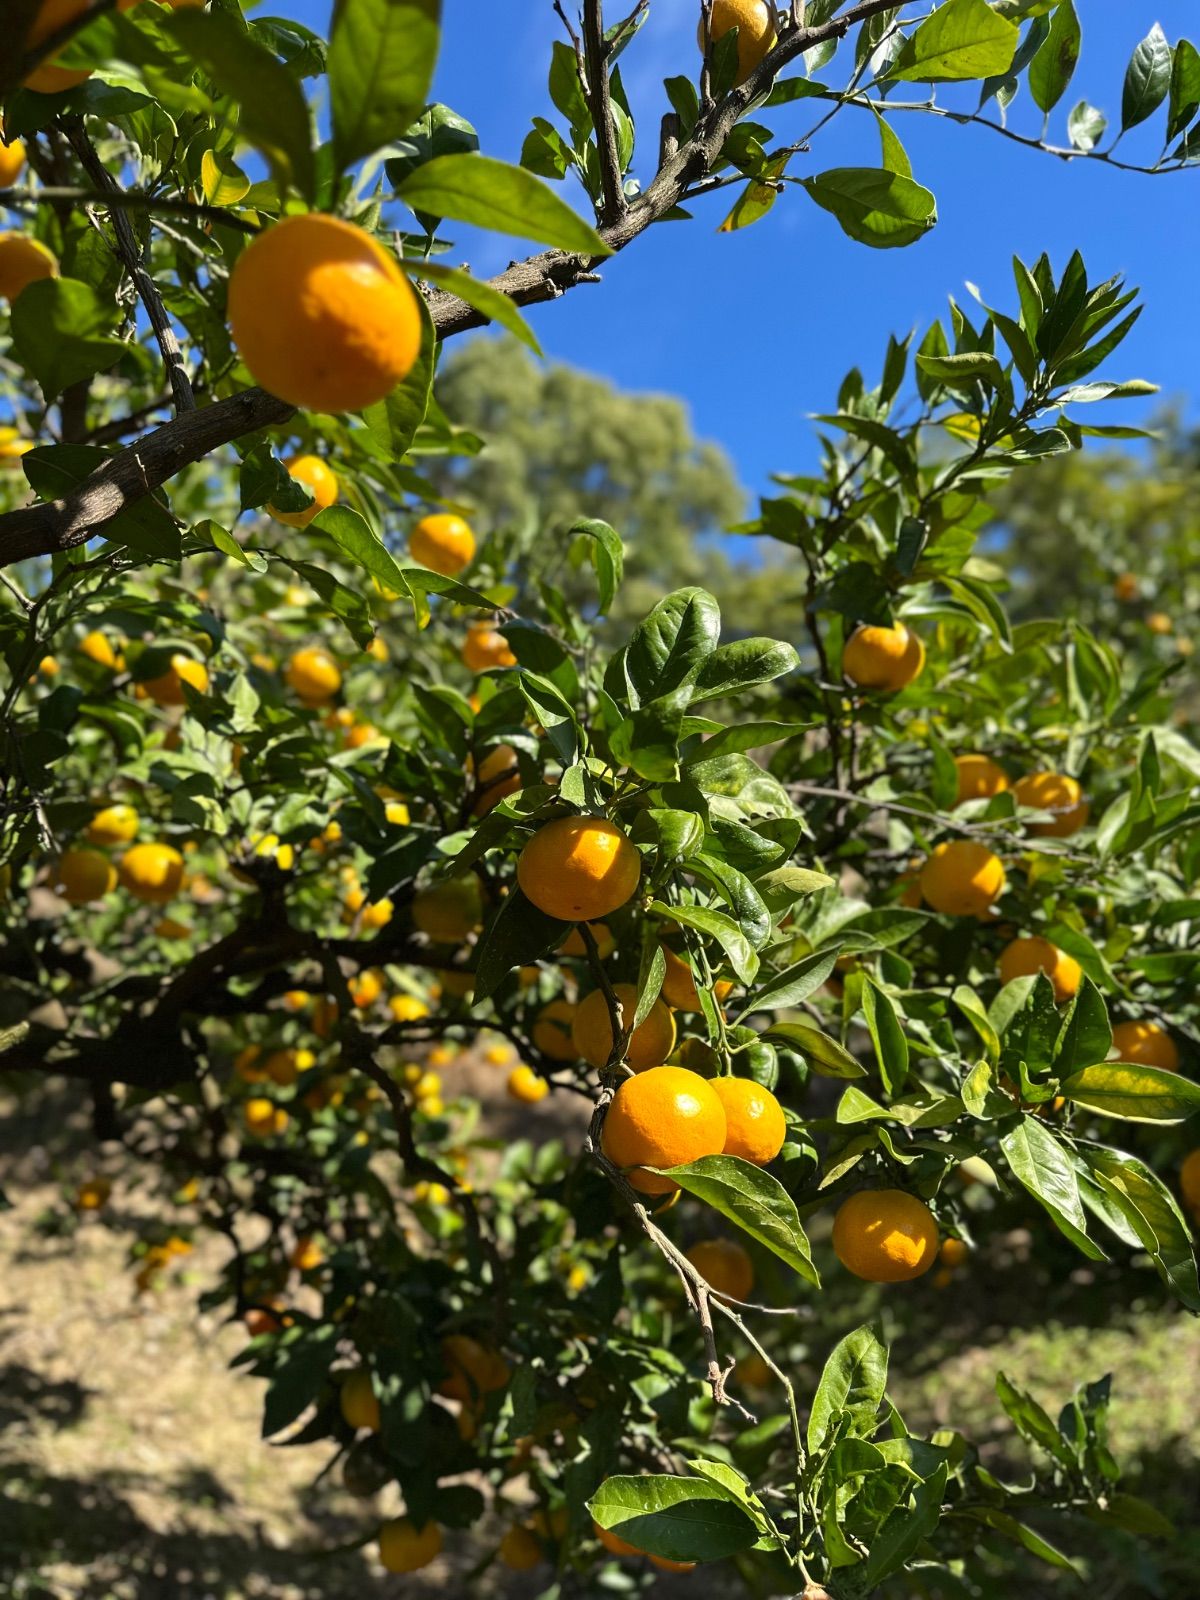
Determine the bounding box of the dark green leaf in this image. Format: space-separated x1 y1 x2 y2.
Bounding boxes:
1121 22 1171 131
662 1155 819 1287
329 0 440 171
397 153 610 254
588 1475 758 1563
11 278 128 398
808 1323 888 1453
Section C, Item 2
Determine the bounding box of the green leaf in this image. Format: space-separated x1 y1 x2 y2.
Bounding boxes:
405 258 541 354
397 153 611 254
313 505 410 599
807 1323 888 1454
801 166 937 249
890 0 1019 83
473 887 566 1003
1067 99 1107 151
1062 1064 1200 1123
362 287 435 460
861 977 910 1097
1085 1147 1200 1309
1053 977 1112 1073
1167 38 1200 139
11 279 128 398
626 588 722 705
662 1155 819 1287
963 1508 1079 1573
588 1475 758 1564
1000 1119 1105 1259
568 518 624 615
329 0 440 171
167 9 315 199
737 947 842 1020
1121 22 1172 131
863 1463 948 1585
201 147 251 205
692 637 799 703
277 559 374 647
761 1022 866 1079
650 901 758 986
951 985 1001 1063
916 349 1005 388
995 1371 1075 1465
1027 0 1080 113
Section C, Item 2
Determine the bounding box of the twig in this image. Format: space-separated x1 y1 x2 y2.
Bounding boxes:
64 122 195 415
583 0 626 225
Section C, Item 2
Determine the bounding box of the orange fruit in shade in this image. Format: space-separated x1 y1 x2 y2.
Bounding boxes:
651 1555 697 1573
286 646 341 705
712 1076 787 1165
517 816 641 923
21 0 97 93
378 1518 442 1574
267 454 338 528
1012 772 1089 838
600 1065 727 1195
659 945 733 1011
74 1177 112 1211
0 235 58 301
507 1064 549 1103
833 1188 939 1282
594 1520 641 1558
227 214 422 413
558 921 615 960
532 999 578 1061
998 935 1082 1003
142 652 209 706
339 1369 381 1432
842 622 925 692
53 847 117 903
499 1526 543 1571
1113 572 1139 602
953 753 1009 806
412 877 483 943
471 743 521 815
462 622 516 672
1146 611 1173 636
1180 1150 1200 1210
290 1236 324 1271
939 1237 969 1268
410 513 476 576
243 1097 288 1137
119 842 185 903
389 993 431 1021
438 1333 510 1401
699 0 776 84
78 630 123 669
1110 1020 1180 1073
86 803 138 846
919 840 1005 917
0 123 27 187
686 1237 754 1300
572 983 677 1071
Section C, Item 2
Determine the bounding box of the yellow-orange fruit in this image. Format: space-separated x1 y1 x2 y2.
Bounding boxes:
1110 1020 1180 1073
659 945 733 1011
462 622 516 672
1013 772 1089 838
412 877 483 943
267 454 338 528
286 646 341 705
86 803 139 846
22 0 96 93
558 921 615 960
472 743 522 815
953 753 1009 806
842 622 925 692
1147 611 1173 636
53 847 116 904
498 1526 542 1571
0 234 59 301
410 513 476 576
1180 1149 1200 1210
572 983 676 1072
686 1238 754 1300
378 1518 442 1574
939 1237 969 1268
0 124 28 187
1113 572 1138 602
507 1064 549 1104
698 0 776 85
228 214 422 413
532 999 578 1061
919 840 1006 917
143 653 209 706
339 1369 381 1432
594 1520 641 1558
600 1065 726 1195
438 1333 510 1402
712 1076 787 1165
832 1188 939 1282
119 842 185 903
517 816 641 922
998 935 1082 1003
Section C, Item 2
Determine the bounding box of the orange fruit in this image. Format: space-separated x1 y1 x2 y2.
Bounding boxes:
286 646 341 705
998 935 1081 1003
388 993 430 1022
0 121 26 188
142 652 209 706
532 999 578 1061
919 840 1005 917
1012 772 1088 838
243 1097 287 1137
659 945 733 1011
74 1177 112 1211
600 1065 727 1194
1113 572 1138 602
842 622 925 692
378 1518 442 1574
438 1333 509 1401
119 842 185 903
339 1369 381 1432
53 847 116 904
86 803 138 846
686 1238 754 1300
1110 1020 1179 1072
1180 1149 1200 1210
498 1526 542 1571
712 1076 786 1165
290 1236 324 1271
517 816 641 923
594 1520 641 1558
0 234 58 301
228 214 422 412
832 1188 939 1282
558 921 615 960
22 0 97 93
412 877 483 943
698 0 776 84
953 754 1009 806
651 1555 697 1573
267 454 338 528
939 1237 969 1268
462 622 516 672
572 983 676 1071
1147 611 1173 636
507 1064 549 1104
472 743 521 815
410 513 476 576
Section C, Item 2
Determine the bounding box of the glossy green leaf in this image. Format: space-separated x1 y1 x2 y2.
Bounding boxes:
588 1474 758 1563
328 0 440 170
397 153 610 254
1085 1147 1200 1309
661 1155 819 1287
808 1323 887 1453
861 977 910 1096
650 901 758 986
11 279 128 398
801 167 937 249
1121 23 1172 131
762 1021 867 1079
1063 1064 1200 1123
1000 1118 1105 1259
1027 0 1079 113
890 0 1019 83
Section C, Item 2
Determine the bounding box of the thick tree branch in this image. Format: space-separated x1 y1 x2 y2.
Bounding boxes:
583 0 626 226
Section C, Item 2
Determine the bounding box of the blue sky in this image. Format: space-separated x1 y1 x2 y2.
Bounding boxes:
278 1 1198 499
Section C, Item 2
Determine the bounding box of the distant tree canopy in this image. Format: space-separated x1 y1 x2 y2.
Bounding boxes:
433 337 746 619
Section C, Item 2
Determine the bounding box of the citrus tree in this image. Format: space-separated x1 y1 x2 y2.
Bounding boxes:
2 2 1199 1595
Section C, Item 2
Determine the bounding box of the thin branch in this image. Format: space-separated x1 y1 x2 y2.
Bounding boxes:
787 780 1012 838
64 122 195 415
583 0 626 225
0 186 264 232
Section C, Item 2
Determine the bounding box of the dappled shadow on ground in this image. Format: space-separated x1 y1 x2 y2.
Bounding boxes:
0 1363 95 1434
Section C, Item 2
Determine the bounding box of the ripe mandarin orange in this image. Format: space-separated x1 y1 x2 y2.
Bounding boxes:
517 816 641 922
600 1065 726 1194
462 622 516 672
410 513 476 576
842 622 925 692
412 877 483 943
659 944 733 1011
953 753 1009 806
286 646 341 705
1013 772 1089 838
712 1076 786 1165
267 454 338 528
143 653 209 706
378 1518 442 1574
532 999 578 1061
832 1188 939 1282
0 235 59 300
572 983 677 1071
699 0 776 84
919 840 1005 917
998 935 1082 1003
119 841 185 903
53 848 116 904
1110 1020 1179 1072
686 1237 754 1300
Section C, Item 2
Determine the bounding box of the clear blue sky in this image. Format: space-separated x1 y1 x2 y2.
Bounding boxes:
278 1 1198 498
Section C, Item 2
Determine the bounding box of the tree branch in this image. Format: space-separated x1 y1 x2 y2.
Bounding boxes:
583 0 626 226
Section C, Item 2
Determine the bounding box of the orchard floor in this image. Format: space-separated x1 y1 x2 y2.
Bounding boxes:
3 1073 1200 1599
